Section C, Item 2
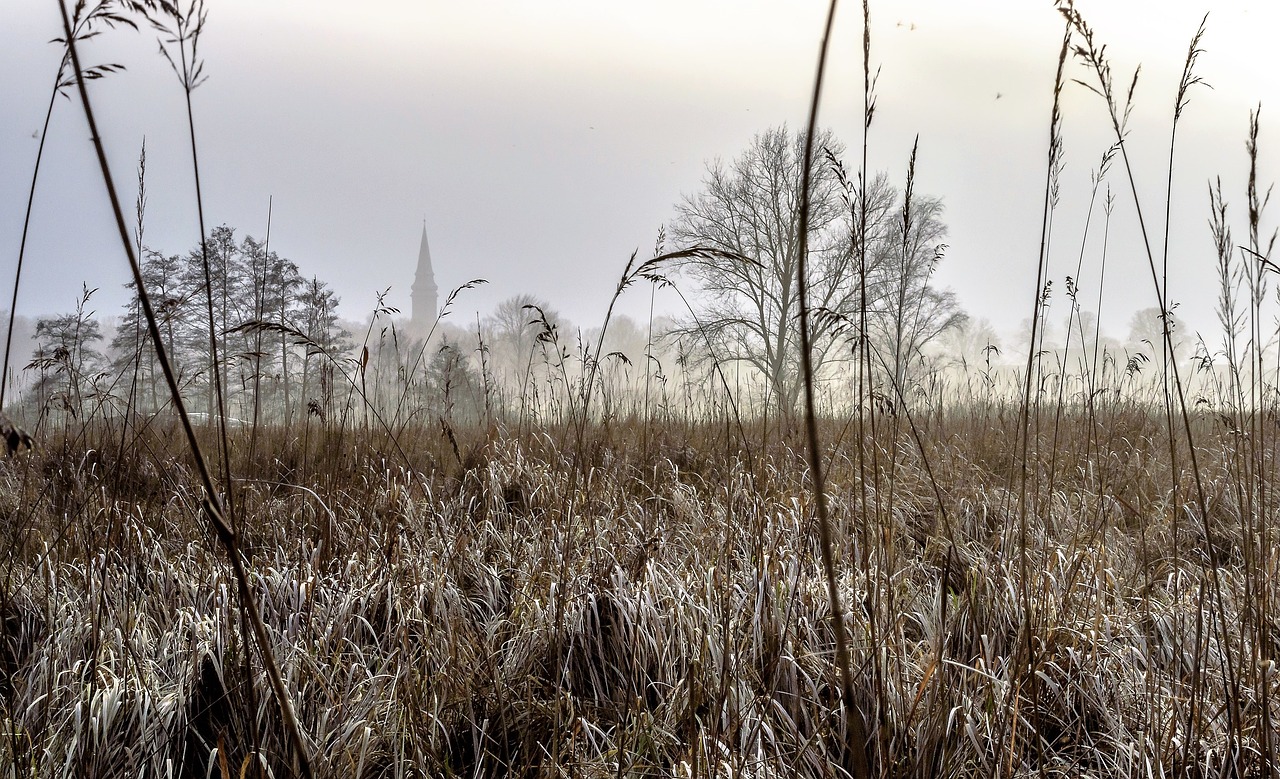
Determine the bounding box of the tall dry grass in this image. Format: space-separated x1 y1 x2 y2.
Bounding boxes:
3 0 1279 777
1 405 1274 777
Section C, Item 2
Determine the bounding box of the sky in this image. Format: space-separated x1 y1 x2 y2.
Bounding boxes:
2 0 1277 351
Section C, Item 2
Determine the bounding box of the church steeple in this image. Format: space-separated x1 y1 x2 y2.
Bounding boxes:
410 221 438 336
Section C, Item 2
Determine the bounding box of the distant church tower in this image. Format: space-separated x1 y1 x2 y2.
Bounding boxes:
410 222 439 337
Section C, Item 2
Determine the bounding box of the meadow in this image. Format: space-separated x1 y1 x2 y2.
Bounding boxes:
3 1 1279 777
3 377 1274 778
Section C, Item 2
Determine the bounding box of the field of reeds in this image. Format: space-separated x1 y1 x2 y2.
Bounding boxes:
4 1 1280 778
2 394 1277 778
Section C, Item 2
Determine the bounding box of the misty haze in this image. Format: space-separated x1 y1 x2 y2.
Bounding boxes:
1 1 1278 777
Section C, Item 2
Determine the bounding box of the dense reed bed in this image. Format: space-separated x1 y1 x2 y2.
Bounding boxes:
0 403 1274 777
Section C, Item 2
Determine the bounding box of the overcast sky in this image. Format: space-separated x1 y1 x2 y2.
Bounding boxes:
2 1 1277 349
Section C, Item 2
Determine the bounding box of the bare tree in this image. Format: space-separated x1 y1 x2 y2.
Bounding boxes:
483 294 563 391
27 285 104 424
865 174 965 391
111 248 191 411
938 317 1003 368
296 276 349 420
1127 306 1189 364
670 126 965 412
669 126 850 413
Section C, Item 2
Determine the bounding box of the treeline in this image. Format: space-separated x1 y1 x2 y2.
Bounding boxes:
14 227 690 434
15 222 1199 436
23 225 349 429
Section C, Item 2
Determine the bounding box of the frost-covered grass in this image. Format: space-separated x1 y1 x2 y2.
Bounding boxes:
0 410 1273 778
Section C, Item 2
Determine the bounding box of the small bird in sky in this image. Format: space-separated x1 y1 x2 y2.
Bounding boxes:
995 92 1003 100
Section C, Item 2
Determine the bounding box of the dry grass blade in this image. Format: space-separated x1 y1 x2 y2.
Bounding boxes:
53 1 314 776
0 412 34 455
794 1 873 777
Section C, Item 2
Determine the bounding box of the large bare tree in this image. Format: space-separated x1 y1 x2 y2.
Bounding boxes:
865 180 965 392
669 126 852 412
670 126 964 412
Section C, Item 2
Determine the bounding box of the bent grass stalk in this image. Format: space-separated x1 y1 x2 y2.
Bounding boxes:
55 2 314 776
3 2 131 411
1060 2 1248 767
795 1 873 776
1000 17 1069 773
136 0 239 518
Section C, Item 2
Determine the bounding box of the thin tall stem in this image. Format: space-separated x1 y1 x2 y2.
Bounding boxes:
796 2 872 776
57 3 314 775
